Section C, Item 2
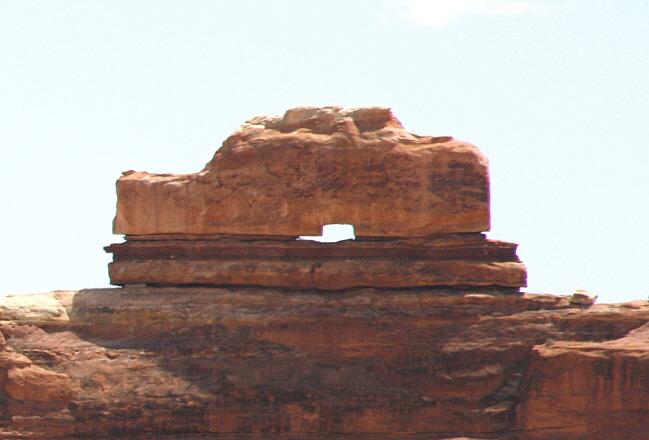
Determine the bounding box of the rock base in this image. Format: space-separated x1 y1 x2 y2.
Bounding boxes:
105 233 527 289
2 289 649 438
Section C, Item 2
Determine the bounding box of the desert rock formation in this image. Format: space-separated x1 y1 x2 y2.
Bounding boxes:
113 106 489 237
2 290 649 439
2 106 646 438
107 106 526 289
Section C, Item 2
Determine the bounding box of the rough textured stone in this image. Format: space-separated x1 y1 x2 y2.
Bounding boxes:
517 323 649 439
107 106 526 289
570 289 598 306
0 328 76 439
0 292 70 324
113 106 490 237
105 233 527 289
1 289 649 438
13 105 638 438
6 364 73 403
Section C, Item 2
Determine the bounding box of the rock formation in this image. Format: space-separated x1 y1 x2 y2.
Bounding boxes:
2 290 649 439
2 106 648 439
106 106 526 289
113 106 489 237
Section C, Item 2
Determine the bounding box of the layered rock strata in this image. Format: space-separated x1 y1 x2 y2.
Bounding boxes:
107 106 526 289
4 106 647 439
2 289 649 439
106 233 525 289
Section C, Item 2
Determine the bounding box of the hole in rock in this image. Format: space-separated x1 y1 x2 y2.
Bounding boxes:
298 224 356 243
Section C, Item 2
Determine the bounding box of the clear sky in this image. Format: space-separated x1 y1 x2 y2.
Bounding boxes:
1 0 647 303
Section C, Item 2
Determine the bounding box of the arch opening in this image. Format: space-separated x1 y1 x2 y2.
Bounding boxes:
298 224 356 243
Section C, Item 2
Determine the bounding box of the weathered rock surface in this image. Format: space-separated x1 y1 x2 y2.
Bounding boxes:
517 319 649 439
107 106 525 289
2 289 649 439
13 105 638 438
106 233 527 289
113 106 490 237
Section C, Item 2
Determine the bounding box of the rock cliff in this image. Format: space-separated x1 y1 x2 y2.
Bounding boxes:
2 106 647 439
2 290 649 439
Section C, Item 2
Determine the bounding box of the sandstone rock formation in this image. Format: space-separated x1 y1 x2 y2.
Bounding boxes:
106 106 526 289
105 233 526 289
1 289 649 439
113 106 489 237
4 106 641 438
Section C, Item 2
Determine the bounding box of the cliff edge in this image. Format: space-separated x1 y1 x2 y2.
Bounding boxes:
1 289 649 439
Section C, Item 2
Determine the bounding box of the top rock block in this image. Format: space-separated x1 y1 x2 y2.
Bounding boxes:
113 106 490 237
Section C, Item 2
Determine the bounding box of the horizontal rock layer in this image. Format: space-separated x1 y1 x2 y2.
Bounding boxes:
1 289 649 438
105 233 527 289
113 106 490 237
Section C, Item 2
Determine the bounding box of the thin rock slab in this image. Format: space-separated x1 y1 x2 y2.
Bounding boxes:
105 234 527 289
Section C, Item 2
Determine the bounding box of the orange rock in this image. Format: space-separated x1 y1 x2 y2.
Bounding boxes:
107 106 525 289
113 106 490 237
516 322 649 439
2 289 649 438
6 365 73 405
105 233 527 289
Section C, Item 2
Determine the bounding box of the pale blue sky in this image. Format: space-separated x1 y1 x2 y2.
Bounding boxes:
1 0 647 302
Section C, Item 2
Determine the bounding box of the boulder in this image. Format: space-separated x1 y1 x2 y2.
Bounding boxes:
570 289 598 306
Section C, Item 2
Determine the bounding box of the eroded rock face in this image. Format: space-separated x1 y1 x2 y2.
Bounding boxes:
0 321 76 439
113 106 490 237
5 106 643 438
1 290 649 439
107 106 526 289
517 321 649 439
106 233 527 289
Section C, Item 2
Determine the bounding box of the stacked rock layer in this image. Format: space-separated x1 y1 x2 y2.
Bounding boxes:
107 106 526 289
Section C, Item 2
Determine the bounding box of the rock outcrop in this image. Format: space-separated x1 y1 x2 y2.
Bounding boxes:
2 290 649 439
113 106 489 237
105 233 526 289
3 106 646 438
106 106 526 289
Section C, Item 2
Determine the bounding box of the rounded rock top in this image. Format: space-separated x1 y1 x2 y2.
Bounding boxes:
114 105 490 237
244 105 397 134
